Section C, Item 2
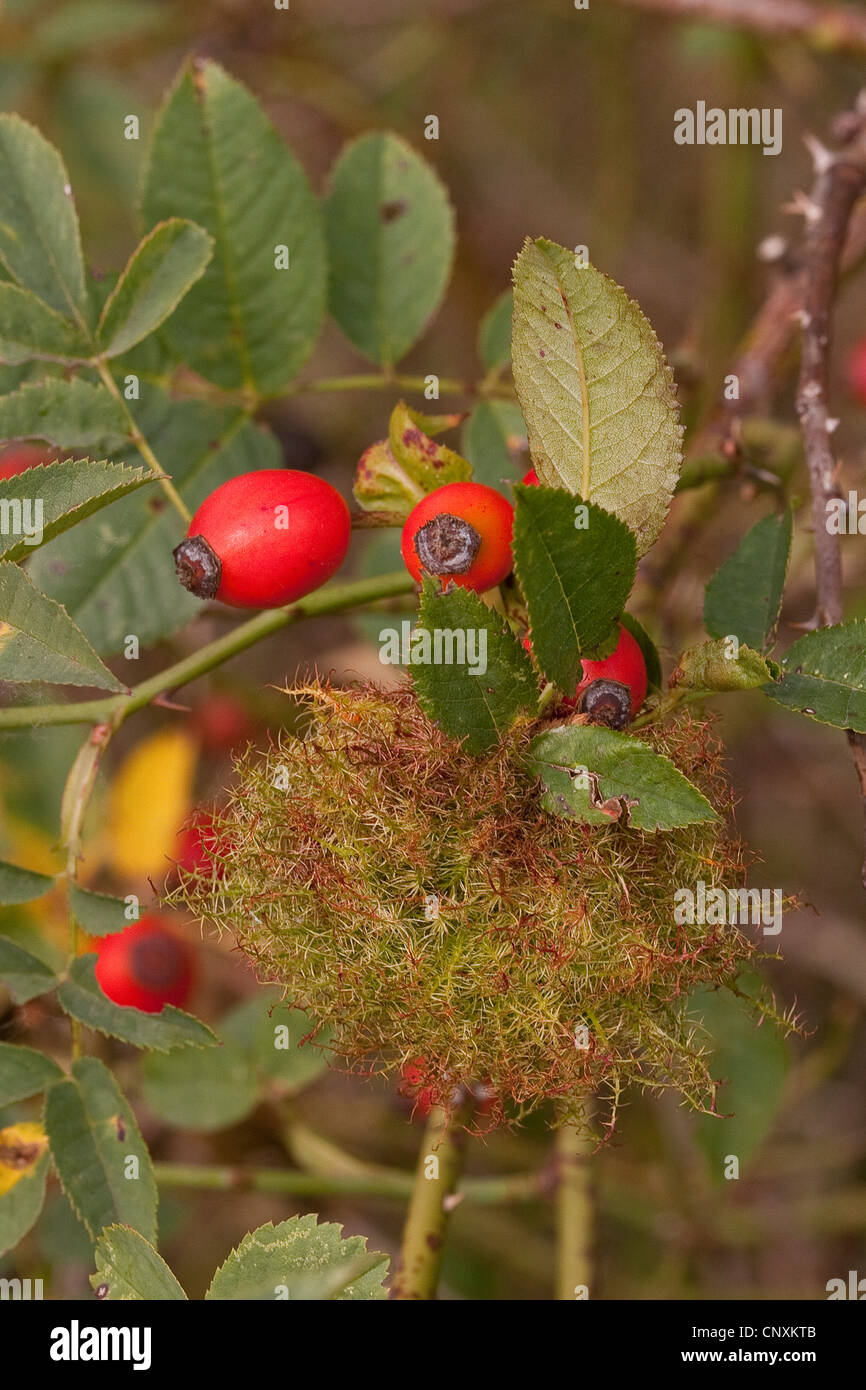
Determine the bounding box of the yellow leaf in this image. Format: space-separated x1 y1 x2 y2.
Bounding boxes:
0 1121 49 1196
107 728 197 879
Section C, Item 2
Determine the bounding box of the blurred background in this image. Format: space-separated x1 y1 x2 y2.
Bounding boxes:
2 0 866 1300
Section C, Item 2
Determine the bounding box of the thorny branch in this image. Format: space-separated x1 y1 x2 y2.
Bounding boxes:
791 96 866 884
690 197 866 462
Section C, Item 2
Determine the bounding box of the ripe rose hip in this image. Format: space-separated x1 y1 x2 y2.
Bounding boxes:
570 623 648 719
174 470 351 609
193 693 253 753
401 481 514 591
0 444 56 478
521 467 539 486
94 917 194 1013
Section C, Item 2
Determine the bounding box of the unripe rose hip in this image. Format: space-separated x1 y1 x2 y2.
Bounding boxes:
174 469 351 609
401 481 514 591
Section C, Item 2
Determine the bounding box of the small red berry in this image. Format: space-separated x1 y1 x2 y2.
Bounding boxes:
94 916 194 1013
174 470 351 609
521 467 539 486
847 339 866 407
401 481 514 591
193 693 253 753
0 444 55 478
570 624 648 719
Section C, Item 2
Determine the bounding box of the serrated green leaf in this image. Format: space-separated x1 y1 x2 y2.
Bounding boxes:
0 114 89 325
141 1042 257 1133
620 611 662 692
0 1043 63 1106
511 238 682 554
353 401 471 517
0 282 90 365
324 131 454 367
0 457 151 563
0 858 56 904
514 485 637 691
478 288 513 370
68 883 133 938
141 59 326 395
0 935 59 1003
90 1224 187 1300
0 379 127 452
690 980 789 1180
0 562 125 688
0 1121 50 1255
461 399 526 495
220 988 332 1092
205 1214 389 1301
98 219 213 358
527 724 716 830
672 638 774 692
763 621 866 731
704 509 792 652
37 1188 95 1265
29 384 281 654
411 580 537 754
388 401 470 488
56 954 217 1052
44 1057 157 1242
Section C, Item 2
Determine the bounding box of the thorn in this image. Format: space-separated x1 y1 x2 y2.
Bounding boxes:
783 190 822 225
826 417 840 433
803 132 834 175
443 1191 464 1213
152 693 192 712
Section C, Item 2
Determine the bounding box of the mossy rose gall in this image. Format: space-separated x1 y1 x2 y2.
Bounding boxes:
169 679 764 1134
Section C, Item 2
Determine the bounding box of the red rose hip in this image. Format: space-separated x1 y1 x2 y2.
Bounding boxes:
94 916 194 1013
0 444 56 478
401 481 514 591
571 623 648 719
174 470 351 609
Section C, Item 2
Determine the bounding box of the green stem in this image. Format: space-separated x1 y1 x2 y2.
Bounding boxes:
554 1120 594 1300
60 724 115 1060
94 358 192 524
0 570 417 731
290 372 515 399
391 1105 466 1300
153 1159 541 1205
